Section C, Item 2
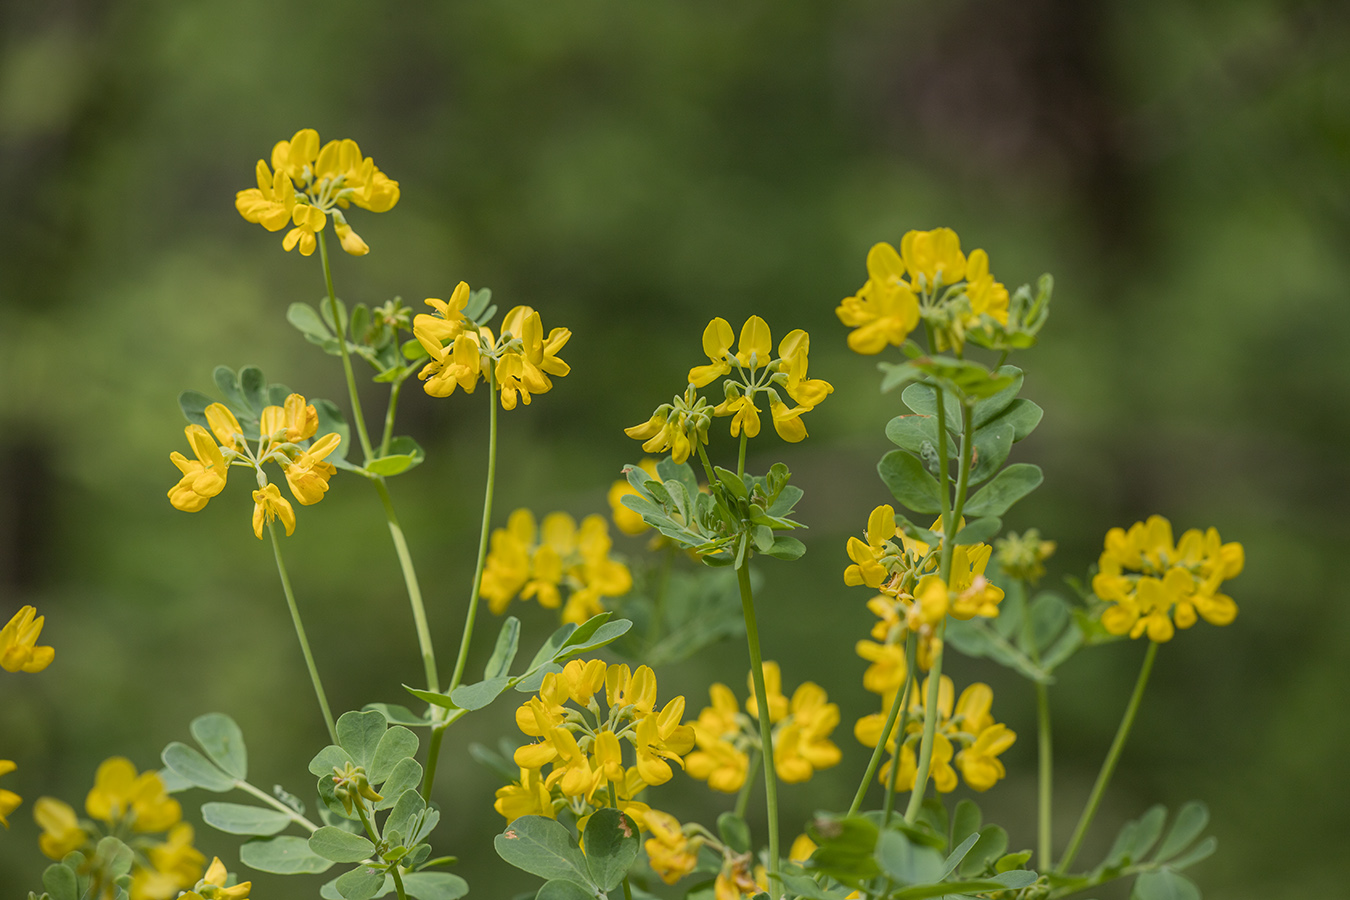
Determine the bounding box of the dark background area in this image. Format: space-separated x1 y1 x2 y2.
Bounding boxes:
2 1 1348 896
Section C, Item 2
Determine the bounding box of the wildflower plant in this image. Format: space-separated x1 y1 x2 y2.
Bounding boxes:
5 135 1241 900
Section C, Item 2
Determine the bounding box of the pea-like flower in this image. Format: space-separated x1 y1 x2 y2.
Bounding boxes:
644 809 701 884
178 856 251 900
1092 515 1243 642
0 760 20 827
480 508 632 622
2 605 55 673
236 128 399 256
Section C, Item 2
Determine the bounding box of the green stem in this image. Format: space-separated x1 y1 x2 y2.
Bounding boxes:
236 780 320 833
695 443 718 488
737 431 748 479
882 638 917 828
1057 641 1159 872
426 373 500 800
318 230 374 462
381 378 405 456
736 559 780 890
848 632 916 816
374 478 439 694
1018 579 1054 871
389 866 409 900
734 750 762 818
268 522 337 743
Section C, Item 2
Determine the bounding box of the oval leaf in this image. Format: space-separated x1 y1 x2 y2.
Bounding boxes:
370 726 420 786
878 450 943 515
402 872 470 900
241 835 335 874
962 463 1043 517
201 802 290 836
190 713 247 780
536 880 596 900
161 742 235 792
449 677 511 712
335 865 386 900
494 816 594 888
310 826 376 863
584 808 639 892
337 710 388 770
485 616 521 680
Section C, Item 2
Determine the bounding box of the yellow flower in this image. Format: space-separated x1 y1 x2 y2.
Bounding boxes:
963 249 1009 326
685 734 750 793
282 432 341 506
774 683 842 783
414 282 473 347
35 796 86 859
644 810 700 885
1092 515 1242 642
836 242 921 354
134 822 206 900
259 393 319 446
955 724 1016 792
251 483 296 539
176 856 250 900
608 459 659 535
900 228 966 290
713 392 761 439
626 387 712 464
2 605 55 673
947 543 1004 620
0 760 20 827
855 640 907 695
236 128 398 256
777 329 834 408
689 317 736 387
494 767 555 823
482 509 631 621
168 425 229 512
86 757 181 833
744 661 789 723
844 504 897 589
493 305 572 410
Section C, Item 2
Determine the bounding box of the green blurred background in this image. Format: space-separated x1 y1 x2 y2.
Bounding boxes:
2 0 1348 896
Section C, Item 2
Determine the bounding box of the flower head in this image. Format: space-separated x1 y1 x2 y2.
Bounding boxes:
0 760 20 827
2 605 55 673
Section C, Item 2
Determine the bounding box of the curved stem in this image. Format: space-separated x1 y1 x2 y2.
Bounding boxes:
381 378 405 456
737 560 779 890
318 230 374 462
267 523 337 743
848 632 916 816
882 637 917 828
375 479 439 694
1057 641 1159 872
695 443 719 488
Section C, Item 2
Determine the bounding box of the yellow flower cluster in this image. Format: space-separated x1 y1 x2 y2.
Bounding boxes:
837 228 1009 354
686 662 841 792
626 315 832 459
167 394 341 539
642 812 825 897
181 858 251 900
35 758 208 900
608 459 660 536
494 660 694 826
856 675 1016 793
1092 515 1244 642
846 506 1003 672
480 509 633 623
412 281 571 409
0 760 19 827
236 128 398 256
2 605 54 673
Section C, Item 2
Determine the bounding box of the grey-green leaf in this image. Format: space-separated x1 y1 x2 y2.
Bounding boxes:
972 366 1023 427
337 710 388 770
241 835 335 874
336 865 386 900
309 745 355 778
535 880 596 900
1165 836 1216 871
200 802 291 836
485 616 521 680
878 450 944 515
42 862 78 900
1153 802 1209 863
370 726 419 785
375 757 424 810
310 826 376 863
968 422 1015 484
288 302 333 339
958 825 1008 878
962 463 1043 517
402 872 470 900
494 816 594 887
190 713 247 780
450 677 511 712
765 536 806 560
584 808 640 892
717 812 751 855
1132 869 1202 900
161 742 235 792
954 516 1001 545
874 829 944 886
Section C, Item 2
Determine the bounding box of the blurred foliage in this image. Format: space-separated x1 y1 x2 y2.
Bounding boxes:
2 0 1349 897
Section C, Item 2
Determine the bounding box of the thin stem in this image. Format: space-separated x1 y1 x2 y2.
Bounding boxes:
847 631 917 816
737 560 780 890
268 522 337 743
1057 641 1160 872
375 479 439 694
695 443 719 488
1018 579 1054 871
318 230 374 462
389 866 409 900
734 750 762 818
736 432 748 479
236 780 320 833
381 378 405 456
902 623 945 823
882 638 917 828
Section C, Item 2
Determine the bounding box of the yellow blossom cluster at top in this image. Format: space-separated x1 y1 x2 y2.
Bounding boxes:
2 604 54 673
480 509 632 623
34 757 211 900
412 281 571 409
494 660 694 829
685 662 841 793
626 315 832 462
167 394 341 539
846 505 1004 672
1092 515 1244 642
236 128 398 256
837 228 1010 354
856 675 1016 794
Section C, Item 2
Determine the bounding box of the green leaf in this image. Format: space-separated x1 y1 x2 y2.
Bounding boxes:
951 798 982 850
584 808 640 891
384 788 428 846
314 399 355 467
213 366 247 410
889 881 1007 900
288 301 333 338
991 869 1038 888
962 463 1043 517
900 382 962 422
374 757 424 810
958 825 1007 878
449 677 510 712
403 685 458 709
995 851 1033 872
190 713 247 780
717 812 751 855
161 742 235 792
200 802 290 836
988 398 1043 442
1153 802 1209 863
1023 592 1071 655
486 617 522 680
1166 836 1216 870
310 826 376 863
337 710 389 770
1106 805 1166 867
941 833 980 878
878 450 944 515
528 623 579 672
1132 869 1201 900
42 862 78 900
178 390 213 428
239 366 267 413
494 816 594 888
972 367 1023 427
885 414 948 458
400 873 468 900
335 865 386 900
806 815 880 887
535 880 596 900
363 703 433 727
777 873 851 900
554 618 633 662
309 745 355 777
874 829 944 885
968 422 1015 485
765 536 806 560
370 726 419 785
953 516 1001 545
513 663 563 694
241 835 335 874
366 436 426 476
